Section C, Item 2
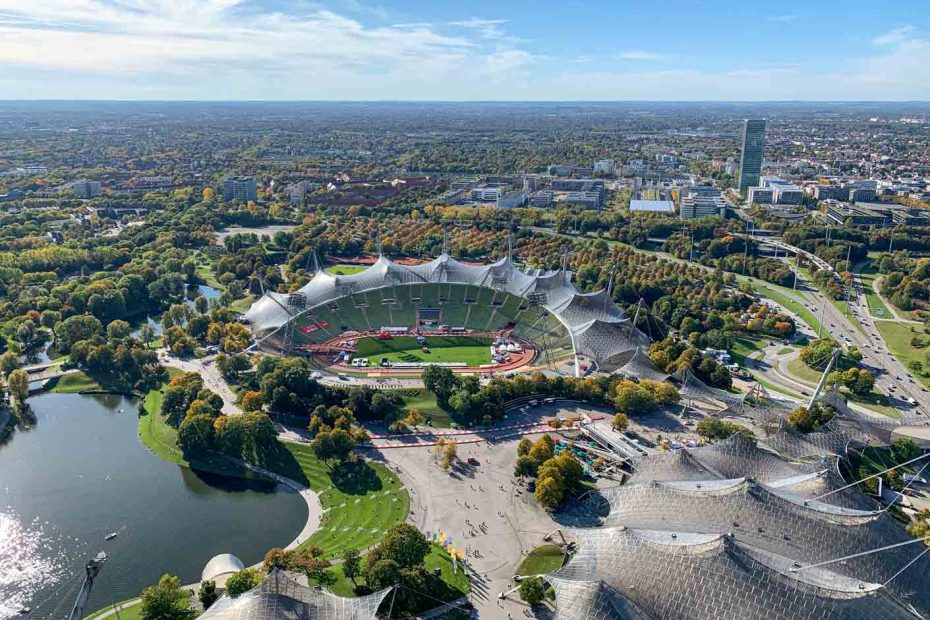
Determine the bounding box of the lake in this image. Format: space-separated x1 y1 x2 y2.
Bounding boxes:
0 393 307 618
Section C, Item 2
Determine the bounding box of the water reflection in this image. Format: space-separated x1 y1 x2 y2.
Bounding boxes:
0 393 307 616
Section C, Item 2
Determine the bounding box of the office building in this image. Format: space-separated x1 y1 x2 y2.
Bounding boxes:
629 199 675 214
497 191 528 209
222 176 258 202
738 119 766 193
747 187 774 204
523 174 542 192
530 190 553 208
563 191 603 210
547 164 574 177
471 186 502 202
680 186 726 219
593 159 616 176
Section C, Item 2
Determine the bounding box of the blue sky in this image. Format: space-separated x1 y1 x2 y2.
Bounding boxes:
1 0 929 100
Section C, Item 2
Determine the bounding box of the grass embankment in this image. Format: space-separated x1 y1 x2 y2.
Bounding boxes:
326 264 369 275
517 545 566 576
49 371 101 393
859 263 891 319
264 442 410 559
748 280 823 335
785 357 900 418
874 321 930 389
86 592 190 620
357 335 492 367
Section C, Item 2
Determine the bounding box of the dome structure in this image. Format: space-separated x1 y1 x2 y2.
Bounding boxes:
201 553 245 584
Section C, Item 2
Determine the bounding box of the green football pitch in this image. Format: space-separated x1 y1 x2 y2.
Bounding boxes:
355 335 493 366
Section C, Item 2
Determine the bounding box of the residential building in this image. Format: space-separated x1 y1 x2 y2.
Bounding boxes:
222 176 258 201
284 180 318 204
738 119 766 192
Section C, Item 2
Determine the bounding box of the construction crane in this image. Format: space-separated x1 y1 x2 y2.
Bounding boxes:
67 551 107 620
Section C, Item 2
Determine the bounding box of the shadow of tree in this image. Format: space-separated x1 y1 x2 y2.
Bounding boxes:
330 459 383 495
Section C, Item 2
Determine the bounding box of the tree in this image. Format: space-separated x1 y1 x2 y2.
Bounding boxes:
892 438 921 464
140 574 189 620
241 390 263 412
534 475 564 511
696 417 754 440
178 414 215 457
787 403 835 434
442 440 457 470
198 580 218 610
519 577 545 606
612 381 656 416
311 428 355 467
372 523 430 569
0 351 18 377
422 365 458 408
365 558 400 590
517 437 532 456
224 569 259 597
612 412 629 431
107 320 131 342
140 323 157 348
7 369 29 405
342 549 361 586
403 408 425 429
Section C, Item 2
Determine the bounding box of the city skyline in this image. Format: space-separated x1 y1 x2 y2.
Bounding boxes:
1 0 929 101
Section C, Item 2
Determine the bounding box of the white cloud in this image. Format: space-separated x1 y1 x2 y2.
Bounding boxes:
448 17 508 40
615 50 665 61
767 14 796 23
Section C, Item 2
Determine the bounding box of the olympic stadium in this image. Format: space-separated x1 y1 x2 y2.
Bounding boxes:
243 253 652 376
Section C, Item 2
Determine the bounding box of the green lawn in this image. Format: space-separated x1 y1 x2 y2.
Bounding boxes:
874 321 930 388
139 376 189 468
327 264 370 275
729 336 763 366
229 295 254 314
356 335 492 367
517 545 566 576
859 263 891 319
49 371 100 393
314 544 470 609
846 390 901 419
786 357 824 386
777 347 793 355
87 592 191 620
266 442 411 559
389 388 453 428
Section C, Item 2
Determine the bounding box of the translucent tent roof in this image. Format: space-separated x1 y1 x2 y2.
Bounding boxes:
199 569 391 620
594 478 930 614
243 253 650 371
612 347 669 382
547 527 916 620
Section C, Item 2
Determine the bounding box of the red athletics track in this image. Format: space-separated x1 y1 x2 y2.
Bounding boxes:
306 330 536 375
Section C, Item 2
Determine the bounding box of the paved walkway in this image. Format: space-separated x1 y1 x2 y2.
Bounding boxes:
160 351 242 414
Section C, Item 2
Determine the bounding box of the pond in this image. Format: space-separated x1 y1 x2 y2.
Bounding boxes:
0 393 308 617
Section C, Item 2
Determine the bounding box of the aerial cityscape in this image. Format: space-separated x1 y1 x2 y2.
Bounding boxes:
3 2 930 620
